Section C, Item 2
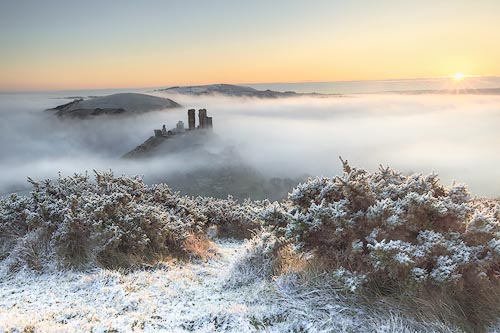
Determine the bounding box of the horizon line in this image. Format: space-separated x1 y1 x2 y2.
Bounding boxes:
1 74 499 94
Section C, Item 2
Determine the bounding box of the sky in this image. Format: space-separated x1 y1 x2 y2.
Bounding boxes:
1 0 500 91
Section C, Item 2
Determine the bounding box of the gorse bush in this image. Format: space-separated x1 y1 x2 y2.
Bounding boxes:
195 196 265 239
260 159 500 331
264 159 500 288
0 171 261 271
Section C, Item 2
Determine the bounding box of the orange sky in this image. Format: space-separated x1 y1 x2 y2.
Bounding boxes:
1 0 499 91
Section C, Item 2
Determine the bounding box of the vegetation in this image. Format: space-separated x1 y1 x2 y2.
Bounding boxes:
0 171 262 271
258 159 500 332
2 162 500 331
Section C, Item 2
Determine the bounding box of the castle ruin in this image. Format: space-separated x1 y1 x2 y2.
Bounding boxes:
123 109 215 159
188 109 196 130
154 109 213 138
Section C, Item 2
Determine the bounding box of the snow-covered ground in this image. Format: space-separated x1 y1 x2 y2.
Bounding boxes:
0 240 281 332
0 240 466 333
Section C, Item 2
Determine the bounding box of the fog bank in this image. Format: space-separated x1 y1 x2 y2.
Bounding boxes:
1 92 500 197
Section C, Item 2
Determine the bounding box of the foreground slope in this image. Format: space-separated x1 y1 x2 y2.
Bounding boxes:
2 166 500 332
0 239 462 333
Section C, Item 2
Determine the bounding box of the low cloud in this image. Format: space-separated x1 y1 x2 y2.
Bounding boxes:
1 92 500 197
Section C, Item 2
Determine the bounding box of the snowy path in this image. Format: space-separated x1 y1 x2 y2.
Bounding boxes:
0 239 461 333
0 240 283 333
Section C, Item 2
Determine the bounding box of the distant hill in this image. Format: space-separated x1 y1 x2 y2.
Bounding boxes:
49 93 181 118
158 83 306 98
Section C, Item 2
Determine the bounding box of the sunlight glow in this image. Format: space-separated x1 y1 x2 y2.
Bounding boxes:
453 73 465 81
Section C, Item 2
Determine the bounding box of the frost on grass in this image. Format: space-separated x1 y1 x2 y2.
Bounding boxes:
224 231 278 288
0 240 465 333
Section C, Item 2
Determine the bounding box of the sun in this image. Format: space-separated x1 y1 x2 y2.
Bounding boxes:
453 72 465 81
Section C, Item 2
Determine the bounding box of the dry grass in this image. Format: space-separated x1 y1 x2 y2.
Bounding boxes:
272 243 308 275
357 281 500 333
181 233 218 261
267 245 500 333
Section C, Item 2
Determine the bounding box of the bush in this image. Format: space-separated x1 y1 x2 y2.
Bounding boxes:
0 171 260 271
261 159 500 331
194 196 268 238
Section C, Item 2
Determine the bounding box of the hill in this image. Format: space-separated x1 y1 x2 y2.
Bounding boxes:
158 83 302 98
49 93 181 118
3 166 500 332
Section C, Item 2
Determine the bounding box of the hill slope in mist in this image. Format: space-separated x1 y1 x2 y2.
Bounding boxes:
50 93 181 118
159 83 305 98
124 132 303 201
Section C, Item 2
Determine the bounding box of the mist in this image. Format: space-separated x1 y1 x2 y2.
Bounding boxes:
1 91 500 198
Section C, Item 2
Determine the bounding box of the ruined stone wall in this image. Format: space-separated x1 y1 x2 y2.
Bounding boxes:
198 109 207 128
176 121 185 132
188 109 196 130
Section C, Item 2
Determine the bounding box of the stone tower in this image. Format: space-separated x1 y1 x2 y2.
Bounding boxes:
188 109 196 130
198 109 207 128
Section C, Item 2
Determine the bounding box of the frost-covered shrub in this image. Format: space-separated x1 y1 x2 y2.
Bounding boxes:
194 196 267 238
0 172 200 269
258 161 500 330
263 160 500 291
0 172 259 271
